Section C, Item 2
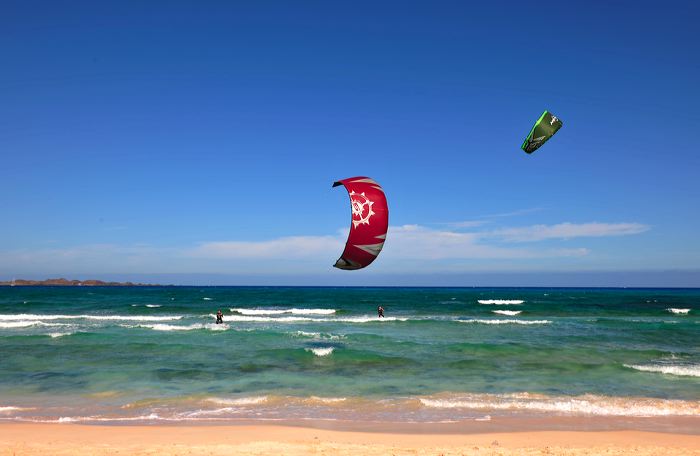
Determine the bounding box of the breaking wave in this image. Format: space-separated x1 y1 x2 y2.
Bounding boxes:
667 308 691 315
122 323 229 331
419 393 700 416
306 347 335 357
0 321 69 329
459 319 550 325
231 308 336 315
221 315 406 323
492 310 522 316
293 331 344 340
624 363 700 377
0 314 182 322
207 396 268 406
478 300 524 305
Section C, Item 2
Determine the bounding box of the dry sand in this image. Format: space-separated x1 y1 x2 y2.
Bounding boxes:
1 423 699 456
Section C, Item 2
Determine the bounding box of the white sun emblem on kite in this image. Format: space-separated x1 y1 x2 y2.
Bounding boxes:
349 191 374 228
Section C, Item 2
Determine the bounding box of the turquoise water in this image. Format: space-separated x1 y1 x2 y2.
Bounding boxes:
0 286 698 424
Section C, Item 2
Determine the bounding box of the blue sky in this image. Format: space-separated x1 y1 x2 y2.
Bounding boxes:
1 1 699 286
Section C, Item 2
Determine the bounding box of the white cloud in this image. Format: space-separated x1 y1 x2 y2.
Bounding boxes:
0 221 648 274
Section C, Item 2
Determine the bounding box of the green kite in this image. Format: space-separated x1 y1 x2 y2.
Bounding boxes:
521 110 563 153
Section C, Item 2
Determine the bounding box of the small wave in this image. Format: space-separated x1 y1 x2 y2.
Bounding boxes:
0 321 69 329
48 332 74 338
207 396 268 406
293 331 343 340
123 323 229 331
667 308 691 315
0 406 31 413
222 315 405 323
0 314 182 322
459 319 550 325
146 304 162 308
492 310 522 316
339 316 407 323
0 321 41 329
419 393 700 416
624 364 700 377
478 300 524 305
306 347 334 357
231 308 336 315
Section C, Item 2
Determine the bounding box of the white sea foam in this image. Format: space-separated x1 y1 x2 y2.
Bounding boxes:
207 396 268 406
0 314 182 322
667 308 691 315
492 310 522 316
419 393 700 416
146 304 162 308
48 332 74 338
231 308 336 315
624 364 700 377
309 396 347 404
459 319 550 325
203 297 213 301
478 300 524 305
306 347 335 357
53 413 163 423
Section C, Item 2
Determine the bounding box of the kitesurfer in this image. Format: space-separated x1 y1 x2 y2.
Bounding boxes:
377 306 384 318
215 310 224 324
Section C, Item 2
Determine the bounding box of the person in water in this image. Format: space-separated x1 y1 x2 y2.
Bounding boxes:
215 310 224 324
377 306 384 318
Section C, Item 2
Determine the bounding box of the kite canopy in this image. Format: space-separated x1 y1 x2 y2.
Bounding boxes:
521 110 563 153
333 176 388 270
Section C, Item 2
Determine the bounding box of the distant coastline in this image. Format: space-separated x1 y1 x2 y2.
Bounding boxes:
0 278 162 287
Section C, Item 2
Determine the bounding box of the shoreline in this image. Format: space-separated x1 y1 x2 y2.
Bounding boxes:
1 423 699 456
3 415 700 434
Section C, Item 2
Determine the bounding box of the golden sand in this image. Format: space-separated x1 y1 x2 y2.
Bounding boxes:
1 423 699 455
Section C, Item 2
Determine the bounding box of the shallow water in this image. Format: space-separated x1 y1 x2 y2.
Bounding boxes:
0 286 698 424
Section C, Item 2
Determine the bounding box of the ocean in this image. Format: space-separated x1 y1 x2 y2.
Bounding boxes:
0 286 698 428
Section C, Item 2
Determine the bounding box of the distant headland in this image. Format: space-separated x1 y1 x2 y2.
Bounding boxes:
0 278 162 286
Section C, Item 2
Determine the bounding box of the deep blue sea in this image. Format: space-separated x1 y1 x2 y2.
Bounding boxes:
0 287 698 425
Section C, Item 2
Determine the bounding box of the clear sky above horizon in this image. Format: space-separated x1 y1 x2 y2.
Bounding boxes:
2 1 699 286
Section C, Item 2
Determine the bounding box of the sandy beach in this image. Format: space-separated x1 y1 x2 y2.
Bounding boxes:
1 423 699 456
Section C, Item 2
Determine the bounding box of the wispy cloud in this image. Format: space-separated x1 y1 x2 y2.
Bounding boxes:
489 222 650 242
445 207 544 229
187 235 343 259
477 207 546 219
380 225 588 260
